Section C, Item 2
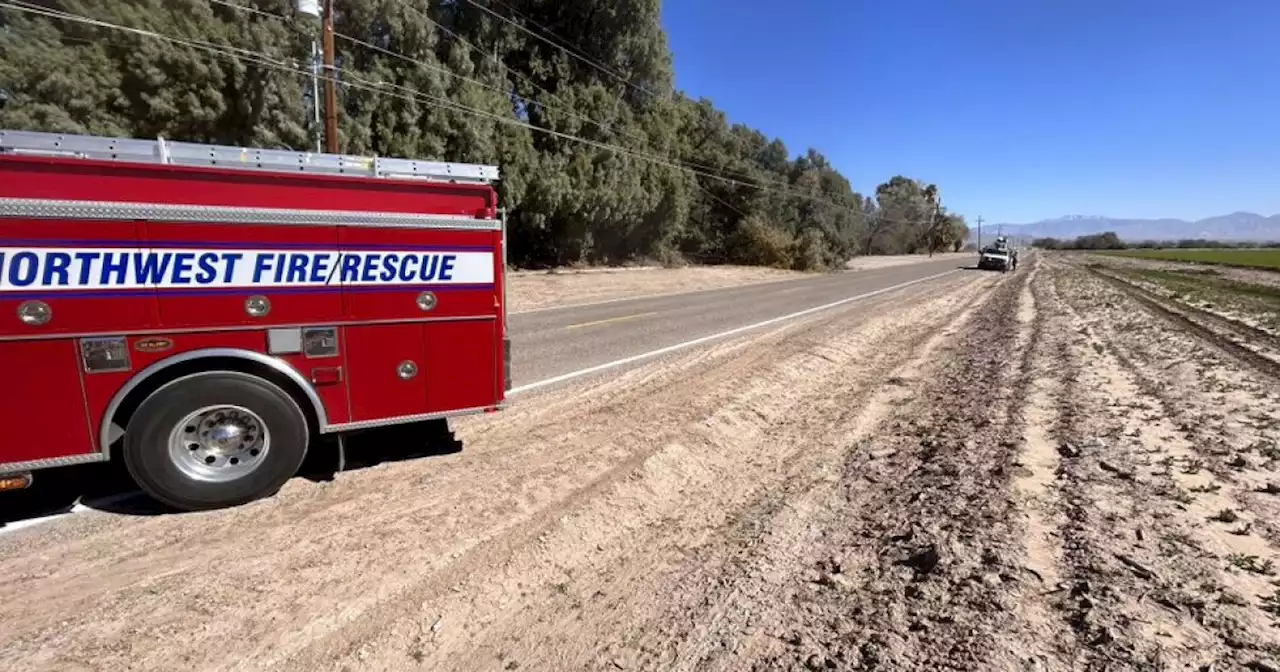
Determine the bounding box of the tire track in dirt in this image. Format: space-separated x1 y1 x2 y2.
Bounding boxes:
1009 261 1078 669
1037 257 1280 669
1040 266 1148 670
746 259 1047 670
285 273 1004 672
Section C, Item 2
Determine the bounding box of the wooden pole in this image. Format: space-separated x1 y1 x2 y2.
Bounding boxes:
321 0 339 153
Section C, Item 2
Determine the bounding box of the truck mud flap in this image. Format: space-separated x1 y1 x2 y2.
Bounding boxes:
504 336 512 392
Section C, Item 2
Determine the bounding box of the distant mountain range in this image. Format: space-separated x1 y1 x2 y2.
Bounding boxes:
981 212 1280 243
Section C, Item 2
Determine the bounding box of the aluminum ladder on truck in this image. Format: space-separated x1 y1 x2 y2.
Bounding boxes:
0 129 500 184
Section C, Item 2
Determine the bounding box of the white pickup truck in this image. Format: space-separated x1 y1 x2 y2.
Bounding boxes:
978 237 1018 272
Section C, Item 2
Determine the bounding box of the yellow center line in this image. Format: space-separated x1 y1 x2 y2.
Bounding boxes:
564 311 660 330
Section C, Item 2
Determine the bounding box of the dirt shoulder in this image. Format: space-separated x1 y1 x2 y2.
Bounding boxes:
508 253 973 313
844 251 972 271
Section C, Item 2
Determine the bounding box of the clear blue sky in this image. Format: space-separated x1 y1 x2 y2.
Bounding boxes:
660 0 1280 224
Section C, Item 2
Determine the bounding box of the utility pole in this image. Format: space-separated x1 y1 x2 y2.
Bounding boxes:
926 199 941 258
321 0 339 153
976 215 984 250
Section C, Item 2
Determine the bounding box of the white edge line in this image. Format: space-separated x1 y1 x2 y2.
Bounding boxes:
0 268 960 536
0 490 145 537
507 268 962 396
72 490 146 512
0 511 72 534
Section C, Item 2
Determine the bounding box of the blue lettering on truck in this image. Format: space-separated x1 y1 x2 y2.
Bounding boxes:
0 247 494 293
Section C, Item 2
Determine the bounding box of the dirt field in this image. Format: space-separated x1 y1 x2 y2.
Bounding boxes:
508 253 973 312
1088 252 1280 291
1083 253 1280 340
5 252 1280 671
1102 248 1280 272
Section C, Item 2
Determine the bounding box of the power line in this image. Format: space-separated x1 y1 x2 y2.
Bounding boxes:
399 5 580 120
7 0 293 66
693 180 748 218
205 0 658 149
455 0 659 101
485 0 600 65
199 0 839 205
382 12 851 203
0 3 784 199
13 2 936 230
402 5 573 111
334 31 513 100
334 30 669 153
1 1 931 225
207 1 505 98
205 0 283 22
215 4 870 211
482 0 644 99
456 0 860 216
400 3 798 194
442 1 841 203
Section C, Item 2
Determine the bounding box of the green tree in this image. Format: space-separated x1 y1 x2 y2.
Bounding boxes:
0 0 969 269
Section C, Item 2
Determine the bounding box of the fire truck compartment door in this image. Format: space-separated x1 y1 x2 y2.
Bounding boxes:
0 340 94 466
423 320 499 413
342 323 428 422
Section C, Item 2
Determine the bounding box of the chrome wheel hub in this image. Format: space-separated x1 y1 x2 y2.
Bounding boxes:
168 405 271 483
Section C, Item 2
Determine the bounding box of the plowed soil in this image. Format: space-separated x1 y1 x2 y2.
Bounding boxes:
5 253 1280 671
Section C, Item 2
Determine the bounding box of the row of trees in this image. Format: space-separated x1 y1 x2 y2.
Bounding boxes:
0 0 969 269
1032 232 1126 250
1126 239 1280 250
1033 233 1280 250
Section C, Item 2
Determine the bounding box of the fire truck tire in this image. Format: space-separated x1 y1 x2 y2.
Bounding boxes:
123 372 310 511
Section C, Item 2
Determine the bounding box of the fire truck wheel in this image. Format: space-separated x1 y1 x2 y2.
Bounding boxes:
123 372 310 511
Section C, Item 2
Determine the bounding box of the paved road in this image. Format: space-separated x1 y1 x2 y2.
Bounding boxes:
507 256 973 390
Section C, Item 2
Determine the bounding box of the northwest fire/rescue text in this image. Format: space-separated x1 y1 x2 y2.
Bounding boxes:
0 248 495 291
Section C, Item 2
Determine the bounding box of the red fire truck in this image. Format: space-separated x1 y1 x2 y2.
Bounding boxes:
0 129 510 511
